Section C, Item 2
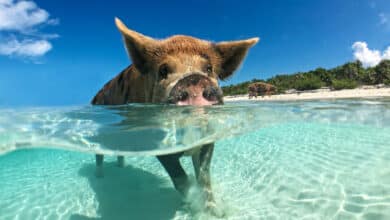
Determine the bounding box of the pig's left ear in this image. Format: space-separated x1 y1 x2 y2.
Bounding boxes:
215 37 259 80
115 17 157 74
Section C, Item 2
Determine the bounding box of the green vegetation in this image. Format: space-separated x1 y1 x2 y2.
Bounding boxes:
331 79 358 90
293 76 322 91
222 60 390 96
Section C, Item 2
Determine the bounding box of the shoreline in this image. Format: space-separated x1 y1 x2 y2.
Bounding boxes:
224 85 390 102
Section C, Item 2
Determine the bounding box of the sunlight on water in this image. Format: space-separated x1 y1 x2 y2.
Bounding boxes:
0 98 390 219
0 103 293 156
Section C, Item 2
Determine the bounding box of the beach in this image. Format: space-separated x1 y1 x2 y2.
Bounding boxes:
224 85 390 101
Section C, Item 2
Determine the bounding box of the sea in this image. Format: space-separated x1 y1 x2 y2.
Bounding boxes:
0 98 389 220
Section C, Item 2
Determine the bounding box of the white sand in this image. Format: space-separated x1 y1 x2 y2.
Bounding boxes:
224 85 390 102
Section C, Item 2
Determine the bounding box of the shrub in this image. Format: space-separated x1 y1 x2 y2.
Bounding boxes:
332 79 358 90
221 61 389 95
358 68 376 85
293 77 322 91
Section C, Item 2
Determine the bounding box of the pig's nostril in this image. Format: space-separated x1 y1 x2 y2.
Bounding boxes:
190 77 200 85
178 91 189 102
203 87 217 101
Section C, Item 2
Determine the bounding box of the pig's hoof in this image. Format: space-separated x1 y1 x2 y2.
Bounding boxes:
206 202 225 218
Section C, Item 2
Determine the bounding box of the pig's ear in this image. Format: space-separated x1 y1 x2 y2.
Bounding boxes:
115 17 157 73
215 37 259 80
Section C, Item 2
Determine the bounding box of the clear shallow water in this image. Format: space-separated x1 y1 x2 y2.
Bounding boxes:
0 104 290 156
0 99 390 219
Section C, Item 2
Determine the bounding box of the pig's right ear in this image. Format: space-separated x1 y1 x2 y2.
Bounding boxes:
115 17 156 73
215 37 259 80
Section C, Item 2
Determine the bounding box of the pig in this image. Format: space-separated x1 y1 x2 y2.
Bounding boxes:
91 18 259 215
248 82 276 98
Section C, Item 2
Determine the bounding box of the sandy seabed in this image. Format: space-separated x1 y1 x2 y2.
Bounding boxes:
224 85 390 102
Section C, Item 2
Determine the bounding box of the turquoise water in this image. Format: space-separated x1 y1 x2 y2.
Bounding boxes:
0 99 390 219
0 104 289 156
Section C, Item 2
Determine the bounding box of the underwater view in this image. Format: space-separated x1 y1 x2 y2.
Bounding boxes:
1 0 390 219
1 99 390 220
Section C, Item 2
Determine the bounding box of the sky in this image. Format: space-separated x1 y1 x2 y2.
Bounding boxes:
0 0 390 106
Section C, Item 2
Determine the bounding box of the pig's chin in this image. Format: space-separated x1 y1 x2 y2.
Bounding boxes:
176 96 218 106
166 94 222 106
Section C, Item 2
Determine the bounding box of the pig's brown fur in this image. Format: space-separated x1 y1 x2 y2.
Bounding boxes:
92 65 146 105
248 82 277 98
91 18 259 216
91 18 258 105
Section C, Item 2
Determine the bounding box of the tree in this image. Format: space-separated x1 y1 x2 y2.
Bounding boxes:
334 61 363 80
221 59 390 96
314 67 332 86
374 60 390 84
359 67 375 85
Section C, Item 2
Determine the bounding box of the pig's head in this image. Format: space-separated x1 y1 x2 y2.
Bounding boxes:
115 18 259 106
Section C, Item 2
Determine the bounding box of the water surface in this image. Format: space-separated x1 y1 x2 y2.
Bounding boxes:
0 99 389 219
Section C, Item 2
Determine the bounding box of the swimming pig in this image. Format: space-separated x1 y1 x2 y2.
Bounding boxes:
91 17 258 215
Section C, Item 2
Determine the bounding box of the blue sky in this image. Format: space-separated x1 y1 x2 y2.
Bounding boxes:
0 0 389 106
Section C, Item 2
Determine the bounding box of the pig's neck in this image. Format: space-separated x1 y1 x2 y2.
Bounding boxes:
91 65 150 105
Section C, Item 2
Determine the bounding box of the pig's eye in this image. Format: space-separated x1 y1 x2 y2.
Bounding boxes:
158 64 170 80
205 64 213 74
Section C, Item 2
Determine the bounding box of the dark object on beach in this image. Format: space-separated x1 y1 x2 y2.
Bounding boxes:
248 82 276 98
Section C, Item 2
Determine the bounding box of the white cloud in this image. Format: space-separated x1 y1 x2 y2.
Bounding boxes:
0 38 51 57
383 47 390 60
0 0 57 58
352 42 381 67
0 0 50 31
352 41 390 67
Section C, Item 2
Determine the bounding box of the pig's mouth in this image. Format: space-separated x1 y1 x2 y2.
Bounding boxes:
167 74 223 106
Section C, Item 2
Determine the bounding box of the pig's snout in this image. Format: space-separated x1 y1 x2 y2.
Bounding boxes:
168 74 223 106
